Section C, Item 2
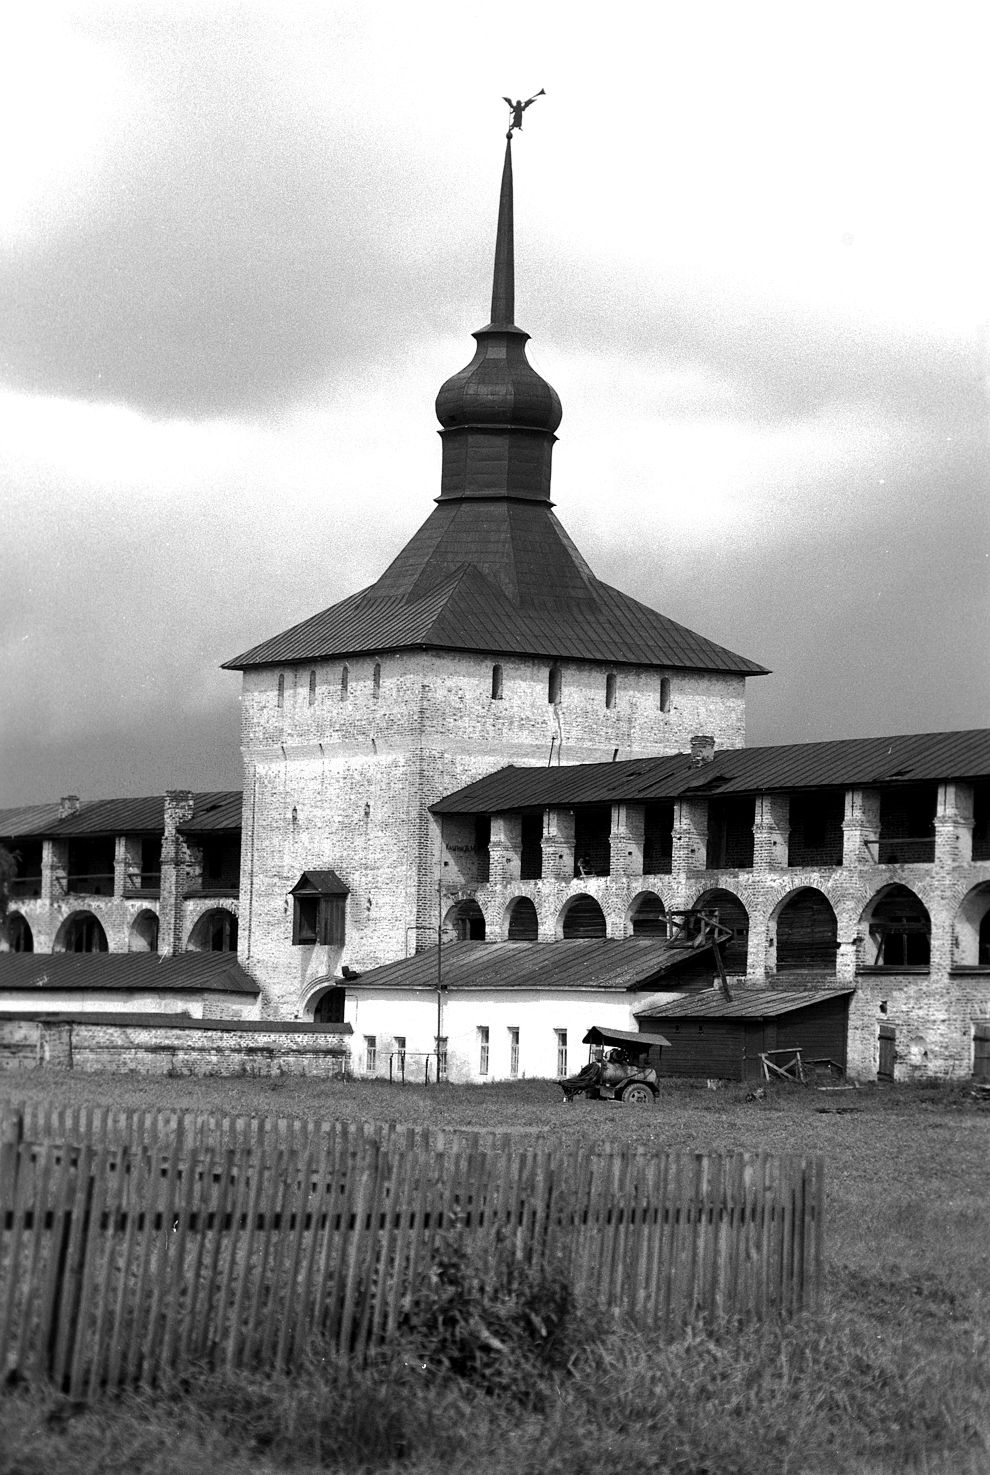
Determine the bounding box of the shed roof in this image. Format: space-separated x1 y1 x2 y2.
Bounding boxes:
349 936 716 994
432 728 990 813
583 1024 672 1049
635 988 853 1021
0 792 241 839
0 954 260 995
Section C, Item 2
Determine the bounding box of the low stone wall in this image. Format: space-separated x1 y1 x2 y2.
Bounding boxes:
0 1013 351 1078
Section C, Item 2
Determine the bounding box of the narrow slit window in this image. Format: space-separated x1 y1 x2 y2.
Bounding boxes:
277 673 285 709
308 669 316 706
340 664 349 700
660 677 671 713
372 662 381 699
555 1028 568 1078
478 1026 490 1076
548 665 562 704
508 1026 520 1078
365 1035 377 1073
491 663 504 700
605 672 617 709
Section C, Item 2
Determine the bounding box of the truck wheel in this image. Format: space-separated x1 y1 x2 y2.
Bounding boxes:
620 1083 655 1107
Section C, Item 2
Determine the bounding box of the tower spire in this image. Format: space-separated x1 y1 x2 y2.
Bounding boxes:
489 140 515 329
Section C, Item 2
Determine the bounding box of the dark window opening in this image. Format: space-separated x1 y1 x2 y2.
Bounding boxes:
314 987 346 1023
520 812 543 880
277 674 285 709
561 895 607 939
660 677 671 713
373 662 381 699
643 801 674 875
775 888 838 972
787 791 844 867
491 664 504 700
66 837 116 896
574 805 611 879
506 896 538 940
548 665 562 704
605 673 616 709
694 889 749 973
6 914 33 952
293 893 345 947
447 899 486 941
139 836 161 891
973 782 990 862
60 913 108 953
7 839 42 900
196 835 242 893
629 892 666 937
980 913 990 967
866 885 931 968
878 784 936 864
340 665 349 700
309 669 317 705
474 815 491 884
706 798 755 870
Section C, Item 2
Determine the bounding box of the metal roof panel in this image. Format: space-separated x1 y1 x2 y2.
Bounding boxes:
0 954 260 994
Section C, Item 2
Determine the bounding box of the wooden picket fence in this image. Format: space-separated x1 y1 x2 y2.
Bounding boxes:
0 1102 824 1399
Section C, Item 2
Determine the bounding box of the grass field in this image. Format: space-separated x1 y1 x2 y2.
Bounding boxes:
1 1070 988 1475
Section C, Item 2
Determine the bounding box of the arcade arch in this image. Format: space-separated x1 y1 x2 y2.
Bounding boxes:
3 913 33 953
860 884 930 967
186 908 238 953
626 891 666 937
444 898 486 941
557 894 607 940
55 911 108 954
772 887 838 973
502 896 538 941
128 910 160 953
952 882 990 967
691 888 749 972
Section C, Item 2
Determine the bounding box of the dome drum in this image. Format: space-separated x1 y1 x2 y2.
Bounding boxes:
439 425 555 502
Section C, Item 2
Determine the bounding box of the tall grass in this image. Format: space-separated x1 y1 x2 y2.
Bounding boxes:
1 1076 988 1474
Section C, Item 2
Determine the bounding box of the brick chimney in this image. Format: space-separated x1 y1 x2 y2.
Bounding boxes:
58 795 80 819
164 790 195 828
690 735 716 767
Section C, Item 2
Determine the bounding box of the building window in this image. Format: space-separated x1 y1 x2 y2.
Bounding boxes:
478 1026 490 1076
340 664 349 700
491 663 504 700
365 1035 377 1073
508 1027 519 1078
292 892 346 946
373 662 381 699
555 1028 567 1077
395 1035 406 1072
277 673 285 709
660 677 671 713
605 672 617 709
548 665 562 704
308 669 316 705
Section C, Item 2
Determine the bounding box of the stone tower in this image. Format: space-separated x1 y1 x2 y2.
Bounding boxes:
223 131 766 1018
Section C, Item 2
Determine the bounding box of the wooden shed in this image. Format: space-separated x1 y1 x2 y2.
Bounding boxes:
634 989 852 1083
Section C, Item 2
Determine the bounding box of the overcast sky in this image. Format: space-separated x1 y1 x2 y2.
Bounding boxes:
1 1 987 804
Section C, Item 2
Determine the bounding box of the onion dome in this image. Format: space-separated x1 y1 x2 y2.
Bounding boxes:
435 140 562 501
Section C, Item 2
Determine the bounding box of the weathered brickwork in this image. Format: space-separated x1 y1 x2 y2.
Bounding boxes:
237 652 745 1018
451 781 990 1080
0 1016 350 1077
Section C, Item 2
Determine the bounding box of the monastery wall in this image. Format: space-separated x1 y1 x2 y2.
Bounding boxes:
237 652 746 1017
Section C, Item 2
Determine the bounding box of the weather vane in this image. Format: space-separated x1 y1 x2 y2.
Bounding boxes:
503 90 545 140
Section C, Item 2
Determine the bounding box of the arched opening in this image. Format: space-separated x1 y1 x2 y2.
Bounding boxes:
559 894 607 940
862 885 930 967
774 887 838 972
128 910 159 953
55 912 109 954
491 663 504 700
444 899 486 941
372 662 381 699
693 888 749 972
660 677 671 713
605 672 616 709
627 891 666 937
4 913 33 953
308 669 317 705
340 664 349 699
548 665 562 704
503 896 538 941
311 986 347 1023
277 673 285 709
187 908 239 953
952 882 990 967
